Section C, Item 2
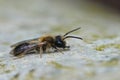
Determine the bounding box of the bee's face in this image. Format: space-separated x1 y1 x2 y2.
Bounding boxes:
55 35 66 48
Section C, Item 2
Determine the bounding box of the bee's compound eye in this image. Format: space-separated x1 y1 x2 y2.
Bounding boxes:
55 36 65 48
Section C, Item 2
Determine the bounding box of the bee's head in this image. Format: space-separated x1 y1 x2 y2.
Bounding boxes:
55 35 66 48
55 27 83 48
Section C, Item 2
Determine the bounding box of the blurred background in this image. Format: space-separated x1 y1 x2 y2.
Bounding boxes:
0 0 120 80
0 0 120 51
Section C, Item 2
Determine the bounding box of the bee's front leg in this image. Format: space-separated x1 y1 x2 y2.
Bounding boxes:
52 46 64 54
61 46 70 52
65 46 70 49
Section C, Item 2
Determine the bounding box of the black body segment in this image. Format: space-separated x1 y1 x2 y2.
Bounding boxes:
55 35 66 48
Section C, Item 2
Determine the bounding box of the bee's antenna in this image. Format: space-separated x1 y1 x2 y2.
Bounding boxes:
63 36 83 40
64 27 81 37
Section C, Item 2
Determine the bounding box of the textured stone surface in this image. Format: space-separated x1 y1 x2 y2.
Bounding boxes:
0 0 120 80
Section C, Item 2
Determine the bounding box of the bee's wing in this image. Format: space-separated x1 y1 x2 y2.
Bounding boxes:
11 38 39 48
10 42 35 56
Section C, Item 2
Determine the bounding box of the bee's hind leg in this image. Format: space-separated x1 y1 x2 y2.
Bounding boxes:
12 49 32 60
12 52 26 60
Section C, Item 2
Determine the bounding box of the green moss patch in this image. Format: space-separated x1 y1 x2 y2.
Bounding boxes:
95 44 120 51
48 61 74 70
100 58 119 67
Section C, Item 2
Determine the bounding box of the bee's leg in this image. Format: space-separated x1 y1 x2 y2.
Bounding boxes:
13 48 33 59
10 49 26 57
42 44 47 53
35 46 43 58
63 46 70 51
40 47 43 58
65 46 70 49
37 41 47 58
52 46 64 54
35 47 43 58
12 52 26 60
33 49 38 54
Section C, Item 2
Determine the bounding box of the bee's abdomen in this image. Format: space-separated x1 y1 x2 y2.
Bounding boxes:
13 43 30 56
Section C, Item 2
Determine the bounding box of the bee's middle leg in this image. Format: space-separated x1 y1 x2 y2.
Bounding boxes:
36 47 43 58
39 47 43 58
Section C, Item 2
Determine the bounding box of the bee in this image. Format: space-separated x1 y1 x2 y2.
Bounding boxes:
10 27 83 58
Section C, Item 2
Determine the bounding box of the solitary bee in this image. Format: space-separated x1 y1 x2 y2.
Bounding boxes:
10 27 83 58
